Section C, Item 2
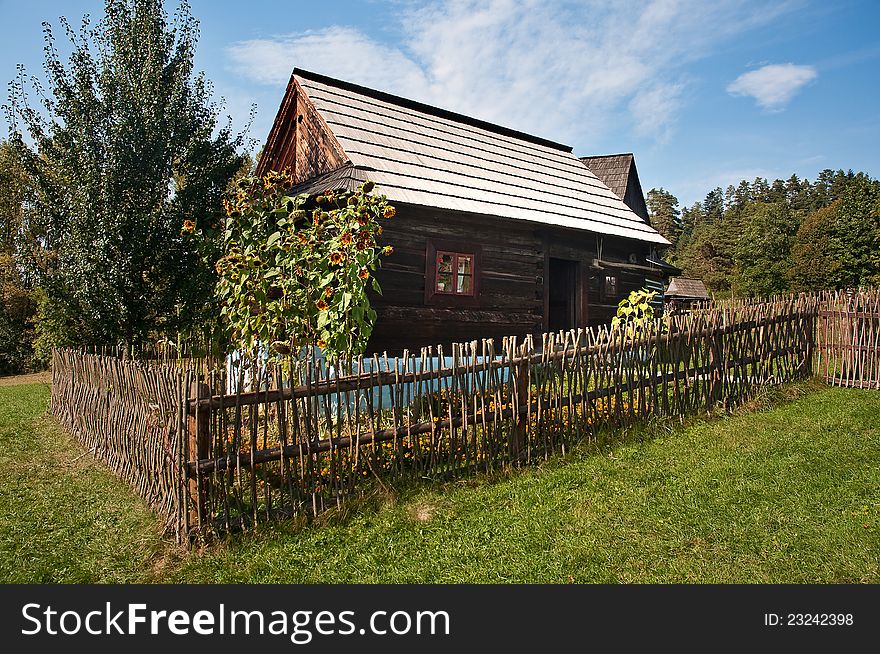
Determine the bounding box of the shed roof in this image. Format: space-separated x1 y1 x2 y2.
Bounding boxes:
288 70 669 245
666 277 711 299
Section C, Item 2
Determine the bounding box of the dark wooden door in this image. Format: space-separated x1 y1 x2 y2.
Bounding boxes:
548 258 579 333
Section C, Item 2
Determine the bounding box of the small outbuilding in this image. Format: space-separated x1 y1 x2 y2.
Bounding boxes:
664 277 711 312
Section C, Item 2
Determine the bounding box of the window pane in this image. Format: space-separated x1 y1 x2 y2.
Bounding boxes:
457 274 472 294
604 275 617 297
458 256 472 276
437 271 453 292
438 253 453 273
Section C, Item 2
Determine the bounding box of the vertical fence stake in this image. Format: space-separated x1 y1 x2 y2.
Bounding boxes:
510 345 529 461
187 381 212 536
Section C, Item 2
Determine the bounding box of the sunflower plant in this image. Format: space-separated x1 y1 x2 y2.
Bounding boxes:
611 288 661 340
215 169 395 362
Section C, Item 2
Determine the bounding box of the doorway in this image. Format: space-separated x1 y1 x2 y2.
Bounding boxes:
548 258 580 333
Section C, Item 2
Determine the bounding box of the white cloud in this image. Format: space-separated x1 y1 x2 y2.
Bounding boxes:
726 63 817 111
629 83 685 140
226 0 801 146
227 26 431 95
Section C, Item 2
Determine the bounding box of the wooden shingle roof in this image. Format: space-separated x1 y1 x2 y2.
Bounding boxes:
666 277 711 299
288 70 669 245
579 153 650 223
579 154 634 199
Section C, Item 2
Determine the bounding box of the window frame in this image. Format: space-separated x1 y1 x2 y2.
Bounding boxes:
602 273 619 301
434 250 475 297
425 239 482 308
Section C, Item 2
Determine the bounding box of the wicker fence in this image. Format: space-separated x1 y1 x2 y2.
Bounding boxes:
816 290 880 389
50 289 878 542
50 349 189 540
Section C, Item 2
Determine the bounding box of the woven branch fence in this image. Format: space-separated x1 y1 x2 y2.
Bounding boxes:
50 289 879 543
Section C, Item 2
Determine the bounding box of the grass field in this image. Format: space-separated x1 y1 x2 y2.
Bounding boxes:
1 379 877 583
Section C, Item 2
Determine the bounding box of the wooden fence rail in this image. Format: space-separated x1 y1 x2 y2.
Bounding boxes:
50 288 879 543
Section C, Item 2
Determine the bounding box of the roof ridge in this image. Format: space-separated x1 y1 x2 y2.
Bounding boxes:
579 153 634 160
294 68 573 154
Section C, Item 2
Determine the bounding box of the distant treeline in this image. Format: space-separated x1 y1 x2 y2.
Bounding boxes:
648 169 880 298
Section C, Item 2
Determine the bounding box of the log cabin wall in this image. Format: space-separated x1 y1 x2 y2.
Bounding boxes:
367 204 544 354
365 203 653 355
541 229 653 329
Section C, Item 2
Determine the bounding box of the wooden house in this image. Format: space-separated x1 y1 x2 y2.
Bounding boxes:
257 69 670 354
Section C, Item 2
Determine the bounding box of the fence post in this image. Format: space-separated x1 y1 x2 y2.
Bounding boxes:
708 324 723 407
805 302 817 378
510 342 529 461
187 381 212 536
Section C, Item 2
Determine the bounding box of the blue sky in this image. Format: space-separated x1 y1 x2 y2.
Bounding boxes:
2 0 879 208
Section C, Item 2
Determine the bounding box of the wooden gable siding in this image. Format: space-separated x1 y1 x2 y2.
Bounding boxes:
256 76 348 182
620 161 650 223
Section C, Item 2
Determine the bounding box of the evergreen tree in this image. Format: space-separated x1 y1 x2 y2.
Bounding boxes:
6 0 249 349
784 174 812 217
702 187 724 223
768 178 787 203
735 180 752 208
646 187 681 246
752 177 771 203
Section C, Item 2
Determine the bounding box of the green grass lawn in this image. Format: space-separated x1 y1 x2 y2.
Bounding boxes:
1 380 878 583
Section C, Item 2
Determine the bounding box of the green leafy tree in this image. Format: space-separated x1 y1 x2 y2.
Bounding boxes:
5 0 249 348
735 202 798 297
788 202 840 292
0 141 29 254
0 141 37 372
676 220 736 297
828 174 880 288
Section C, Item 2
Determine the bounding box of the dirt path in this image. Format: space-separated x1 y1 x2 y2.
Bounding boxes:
0 371 51 387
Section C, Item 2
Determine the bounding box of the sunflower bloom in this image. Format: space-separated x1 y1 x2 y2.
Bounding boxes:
358 267 370 280
340 232 353 246
329 251 343 265
316 299 329 311
181 219 196 233
324 286 334 298
383 206 396 219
